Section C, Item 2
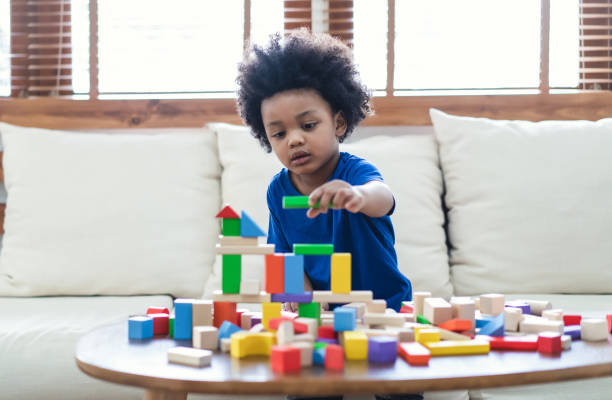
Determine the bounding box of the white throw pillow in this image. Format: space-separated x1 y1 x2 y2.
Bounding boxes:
207 123 451 299
0 123 220 297
430 108 612 296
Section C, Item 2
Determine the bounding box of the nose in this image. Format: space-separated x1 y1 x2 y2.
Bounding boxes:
287 128 305 148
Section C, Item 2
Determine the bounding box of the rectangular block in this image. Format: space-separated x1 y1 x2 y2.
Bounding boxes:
284 254 305 294
480 294 505 316
216 244 275 255
219 235 259 246
425 339 490 356
174 299 193 340
222 218 240 237
240 279 261 295
298 302 321 324
423 297 452 325
263 302 282 330
212 290 271 303
363 312 405 327
271 292 313 303
293 243 334 255
366 299 387 314
282 195 331 209
222 254 241 294
193 326 218 350
213 301 237 328
265 253 285 294
398 342 431 366
193 299 213 327
519 317 564 335
331 253 351 294
487 335 538 351
312 290 373 303
168 347 212 367
413 292 432 318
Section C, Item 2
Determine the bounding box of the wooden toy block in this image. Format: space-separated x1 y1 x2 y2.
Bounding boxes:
423 297 452 325
298 302 321 324
519 317 564 335
222 218 241 237
271 292 313 303
505 300 531 315
265 253 285 294
218 320 242 347
318 325 336 339
293 333 316 343
415 328 440 344
368 336 398 363
564 325 581 340
222 254 241 294
343 331 368 360
216 205 240 219
537 332 562 355
438 319 473 332
262 302 282 330
425 339 490 356
240 279 261 295
563 314 582 326
268 317 304 332
487 335 538 351
174 299 193 340
313 346 326 365
400 302 414 314
542 309 563 321
607 314 612 333
294 317 318 337
146 307 169 315
169 314 175 338
325 344 344 371
212 290 271 303
293 243 334 255
128 316 153 340
312 290 373 303
387 327 414 342
168 347 212 367
230 332 277 358
436 327 472 341
148 313 169 336
413 291 432 317
220 337 232 352
216 243 275 255
522 299 552 316
281 310 299 319
366 299 387 314
271 345 301 373
213 301 237 328
341 302 367 319
291 341 314 366
561 334 572 350
193 326 219 350
478 313 505 337
334 307 357 331
473 297 480 310
330 253 351 294
284 253 305 294
479 294 505 316
363 312 405 327
581 318 609 341
276 321 294 345
193 299 213 327
355 327 399 339
249 323 265 333
282 195 332 209
239 312 253 330
240 210 266 237
504 307 523 332
398 342 431 366
218 235 259 246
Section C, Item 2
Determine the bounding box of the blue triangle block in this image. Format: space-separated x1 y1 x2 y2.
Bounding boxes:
240 211 266 237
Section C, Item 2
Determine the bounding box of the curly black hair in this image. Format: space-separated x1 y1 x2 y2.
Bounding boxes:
236 29 372 152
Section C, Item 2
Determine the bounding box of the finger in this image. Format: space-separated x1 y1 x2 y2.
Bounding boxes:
307 207 320 219
308 188 322 208
332 189 348 209
318 190 334 214
345 197 363 213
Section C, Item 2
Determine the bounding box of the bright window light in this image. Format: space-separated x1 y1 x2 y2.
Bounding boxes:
71 0 90 94
550 0 579 88
353 0 388 92
0 0 10 96
250 0 284 48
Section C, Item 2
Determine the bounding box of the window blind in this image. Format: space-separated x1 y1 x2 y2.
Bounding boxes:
10 0 73 96
284 0 353 45
580 0 612 90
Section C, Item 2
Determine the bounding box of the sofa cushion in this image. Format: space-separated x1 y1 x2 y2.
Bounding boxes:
206 123 451 299
0 123 220 297
430 109 612 296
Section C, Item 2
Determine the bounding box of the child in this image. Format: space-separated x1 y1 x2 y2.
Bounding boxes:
236 29 412 314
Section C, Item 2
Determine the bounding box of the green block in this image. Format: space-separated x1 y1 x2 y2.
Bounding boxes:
416 314 431 325
298 302 321 325
282 196 332 209
293 243 334 255
222 254 241 294
222 218 241 236
169 315 174 338
314 341 327 350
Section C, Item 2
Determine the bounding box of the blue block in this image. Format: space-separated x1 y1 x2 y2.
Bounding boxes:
368 336 398 363
174 299 193 340
313 347 326 365
479 313 505 337
284 254 305 294
218 320 242 345
564 325 581 340
270 292 313 303
333 307 356 332
475 314 495 329
240 211 266 237
128 316 153 340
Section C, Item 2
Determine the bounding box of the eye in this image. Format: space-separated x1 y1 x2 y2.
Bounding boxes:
303 121 318 130
271 131 285 139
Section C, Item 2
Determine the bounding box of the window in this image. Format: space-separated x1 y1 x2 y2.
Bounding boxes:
0 0 9 96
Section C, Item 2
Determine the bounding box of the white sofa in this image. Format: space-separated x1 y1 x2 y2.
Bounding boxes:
0 110 611 400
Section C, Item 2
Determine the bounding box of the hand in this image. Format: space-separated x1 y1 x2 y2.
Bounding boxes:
307 180 366 218
282 302 299 312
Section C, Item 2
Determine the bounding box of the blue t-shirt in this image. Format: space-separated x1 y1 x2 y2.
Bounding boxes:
266 151 412 311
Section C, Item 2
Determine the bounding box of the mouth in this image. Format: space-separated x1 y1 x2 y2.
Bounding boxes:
290 151 311 166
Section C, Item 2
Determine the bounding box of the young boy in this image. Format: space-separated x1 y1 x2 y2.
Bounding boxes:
236 30 412 313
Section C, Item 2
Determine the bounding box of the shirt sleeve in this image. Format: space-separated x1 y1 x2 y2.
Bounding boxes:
345 154 395 216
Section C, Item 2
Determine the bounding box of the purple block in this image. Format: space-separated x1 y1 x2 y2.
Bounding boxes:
368 336 398 363
316 338 338 345
251 317 262 326
564 325 581 340
270 292 313 303
505 301 531 315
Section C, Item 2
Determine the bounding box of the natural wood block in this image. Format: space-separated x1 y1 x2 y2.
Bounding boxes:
413 292 431 317
212 290 271 303
216 243 275 255
193 326 218 350
167 347 212 367
366 299 387 314
218 235 258 246
423 297 452 325
312 290 373 303
363 312 405 327
581 318 609 341
344 302 367 319
240 279 261 295
519 317 564 335
479 294 505 316
542 309 563 321
192 300 213 327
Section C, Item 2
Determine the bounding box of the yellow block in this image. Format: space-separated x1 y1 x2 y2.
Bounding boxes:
230 332 276 358
424 339 490 356
415 328 440 345
262 302 281 330
343 331 368 360
331 253 351 294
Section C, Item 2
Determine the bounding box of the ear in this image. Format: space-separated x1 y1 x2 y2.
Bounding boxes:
334 111 347 138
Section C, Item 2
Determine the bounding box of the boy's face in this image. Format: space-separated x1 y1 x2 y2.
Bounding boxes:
261 88 346 186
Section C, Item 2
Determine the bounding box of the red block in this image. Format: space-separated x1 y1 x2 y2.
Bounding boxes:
148 313 169 336
265 254 285 294
538 332 562 355
324 344 344 371
216 205 240 219
400 305 413 314
281 311 298 320
398 342 430 366
213 301 237 328
489 336 538 351
318 325 336 339
270 345 301 373
563 315 582 326
438 319 473 332
146 307 169 315
269 317 308 334
607 314 612 333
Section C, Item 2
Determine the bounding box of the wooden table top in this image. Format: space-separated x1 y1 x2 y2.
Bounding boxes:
75 322 612 396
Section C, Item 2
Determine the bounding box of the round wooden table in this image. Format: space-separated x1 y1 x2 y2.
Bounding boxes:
75 322 612 400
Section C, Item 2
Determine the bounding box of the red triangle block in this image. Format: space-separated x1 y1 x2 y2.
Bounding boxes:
216 205 240 219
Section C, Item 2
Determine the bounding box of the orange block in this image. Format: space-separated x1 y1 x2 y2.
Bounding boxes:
398 342 431 366
438 319 473 332
265 254 284 294
213 301 237 328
